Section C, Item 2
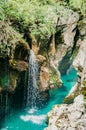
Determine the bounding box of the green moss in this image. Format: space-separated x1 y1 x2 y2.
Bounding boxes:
82 79 86 87
63 95 74 104
81 87 86 109
69 0 86 15
49 66 62 88
0 75 10 88
63 85 80 104
78 66 83 72
9 59 17 68
81 87 86 99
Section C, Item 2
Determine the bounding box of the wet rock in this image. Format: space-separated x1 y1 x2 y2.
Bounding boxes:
32 41 39 55
9 60 28 72
40 67 50 91
37 55 46 65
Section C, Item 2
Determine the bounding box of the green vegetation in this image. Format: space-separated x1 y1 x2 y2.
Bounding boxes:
63 85 80 104
50 66 62 88
0 75 9 87
63 95 75 104
81 87 86 99
81 87 86 109
0 0 81 41
0 0 86 41
0 21 22 57
69 0 86 15
0 0 57 39
82 79 86 87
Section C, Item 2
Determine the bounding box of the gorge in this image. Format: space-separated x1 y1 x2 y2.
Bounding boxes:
0 0 86 130
0 65 77 130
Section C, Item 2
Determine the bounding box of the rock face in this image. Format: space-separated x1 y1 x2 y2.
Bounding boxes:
73 38 86 87
0 5 82 93
32 8 79 90
73 15 86 88
45 94 86 130
45 10 86 130
51 10 79 74
0 21 30 92
0 21 29 58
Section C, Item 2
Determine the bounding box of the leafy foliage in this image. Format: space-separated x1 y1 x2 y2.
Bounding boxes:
69 0 86 15
0 0 57 39
0 21 22 57
0 0 72 40
0 0 85 41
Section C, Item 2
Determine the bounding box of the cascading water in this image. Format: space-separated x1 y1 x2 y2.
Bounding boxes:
26 50 41 107
0 66 78 130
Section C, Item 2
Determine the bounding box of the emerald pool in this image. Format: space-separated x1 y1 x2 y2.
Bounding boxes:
0 68 77 130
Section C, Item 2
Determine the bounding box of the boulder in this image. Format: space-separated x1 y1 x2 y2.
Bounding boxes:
45 95 86 130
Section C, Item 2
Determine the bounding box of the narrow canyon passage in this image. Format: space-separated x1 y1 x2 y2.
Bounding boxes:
0 67 77 130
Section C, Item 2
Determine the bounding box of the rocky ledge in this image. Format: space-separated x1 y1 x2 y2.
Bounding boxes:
45 94 86 130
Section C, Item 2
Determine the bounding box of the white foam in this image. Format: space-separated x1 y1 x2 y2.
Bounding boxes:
20 115 46 124
28 108 37 114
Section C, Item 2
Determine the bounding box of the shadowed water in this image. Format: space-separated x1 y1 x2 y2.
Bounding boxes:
0 67 77 130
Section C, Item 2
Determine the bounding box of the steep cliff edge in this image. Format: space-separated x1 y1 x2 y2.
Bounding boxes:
45 13 86 130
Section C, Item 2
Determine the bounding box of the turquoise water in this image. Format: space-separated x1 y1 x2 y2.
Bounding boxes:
1 68 77 130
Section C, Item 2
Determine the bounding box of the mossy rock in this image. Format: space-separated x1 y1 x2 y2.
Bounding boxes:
78 66 83 72
82 79 86 87
49 66 62 88
63 89 80 104
81 87 86 100
0 75 10 88
63 95 74 104
0 21 29 59
9 59 17 68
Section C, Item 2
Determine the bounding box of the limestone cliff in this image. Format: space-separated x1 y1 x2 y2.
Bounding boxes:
45 12 86 130
73 38 86 88
45 95 86 130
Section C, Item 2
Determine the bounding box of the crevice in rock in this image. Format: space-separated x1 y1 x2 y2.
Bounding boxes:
71 25 80 55
14 44 28 61
58 48 72 75
23 30 32 49
55 29 64 48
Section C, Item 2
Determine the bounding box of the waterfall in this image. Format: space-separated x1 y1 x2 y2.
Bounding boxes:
28 50 39 89
26 50 40 107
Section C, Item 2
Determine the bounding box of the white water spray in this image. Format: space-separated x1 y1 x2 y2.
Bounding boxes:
26 50 40 107
28 50 39 89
